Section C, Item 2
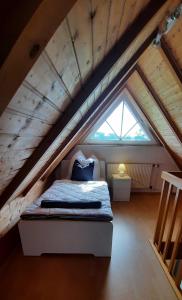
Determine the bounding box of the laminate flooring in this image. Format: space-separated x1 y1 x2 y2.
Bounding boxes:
0 193 178 300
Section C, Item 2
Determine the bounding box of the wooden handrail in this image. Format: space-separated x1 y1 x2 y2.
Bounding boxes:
152 171 182 299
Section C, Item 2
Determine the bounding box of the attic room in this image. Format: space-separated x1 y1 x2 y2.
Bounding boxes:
0 0 182 299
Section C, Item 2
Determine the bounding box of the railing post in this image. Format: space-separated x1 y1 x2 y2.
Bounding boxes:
152 171 182 298
153 180 169 245
168 219 182 273
157 183 172 252
162 189 181 262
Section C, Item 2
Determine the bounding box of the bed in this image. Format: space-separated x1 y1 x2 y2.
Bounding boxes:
18 160 113 257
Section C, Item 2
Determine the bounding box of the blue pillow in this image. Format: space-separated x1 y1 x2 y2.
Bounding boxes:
71 159 94 181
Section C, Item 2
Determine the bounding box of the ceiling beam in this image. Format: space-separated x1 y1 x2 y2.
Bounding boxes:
160 37 182 84
0 0 77 117
0 1 42 67
126 84 182 169
136 64 182 145
0 29 157 206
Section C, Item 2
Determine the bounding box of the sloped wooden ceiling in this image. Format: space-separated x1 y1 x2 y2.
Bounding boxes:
0 0 182 236
0 0 164 197
127 21 182 167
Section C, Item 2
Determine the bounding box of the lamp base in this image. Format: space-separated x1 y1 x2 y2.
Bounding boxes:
119 172 126 177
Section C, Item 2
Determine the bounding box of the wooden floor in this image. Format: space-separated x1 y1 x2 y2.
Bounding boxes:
0 193 178 300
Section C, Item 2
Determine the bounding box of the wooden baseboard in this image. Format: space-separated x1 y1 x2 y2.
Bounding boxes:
0 225 20 266
149 240 182 300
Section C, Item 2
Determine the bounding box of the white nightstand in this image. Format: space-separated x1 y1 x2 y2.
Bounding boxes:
112 174 131 201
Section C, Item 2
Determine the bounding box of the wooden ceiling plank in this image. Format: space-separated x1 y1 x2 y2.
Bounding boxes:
117 0 150 39
23 81 63 114
0 111 51 137
164 17 182 69
91 0 111 69
45 18 82 96
0 0 77 117
136 65 182 145
25 52 70 107
66 0 93 83
127 71 182 157
160 37 182 85
105 0 126 53
126 84 181 169
5 29 157 201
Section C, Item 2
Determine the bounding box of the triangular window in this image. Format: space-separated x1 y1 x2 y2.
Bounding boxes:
85 92 155 144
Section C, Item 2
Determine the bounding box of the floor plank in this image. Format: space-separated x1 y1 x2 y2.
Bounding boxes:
0 193 178 300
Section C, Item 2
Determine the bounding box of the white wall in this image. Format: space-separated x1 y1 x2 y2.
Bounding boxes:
67 145 179 191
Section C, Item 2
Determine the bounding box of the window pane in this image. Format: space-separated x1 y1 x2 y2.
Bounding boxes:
122 103 137 137
122 123 150 141
106 102 123 136
91 122 119 141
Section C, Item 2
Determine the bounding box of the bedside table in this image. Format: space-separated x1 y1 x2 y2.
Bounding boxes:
112 174 131 201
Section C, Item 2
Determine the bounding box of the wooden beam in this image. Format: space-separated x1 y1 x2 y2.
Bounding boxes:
160 37 182 84
0 1 42 67
0 0 77 116
136 65 182 145
0 29 158 205
126 83 182 169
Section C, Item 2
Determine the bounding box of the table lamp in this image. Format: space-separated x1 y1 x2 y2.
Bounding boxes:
118 163 126 177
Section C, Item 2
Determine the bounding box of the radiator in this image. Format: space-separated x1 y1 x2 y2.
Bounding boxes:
107 163 154 189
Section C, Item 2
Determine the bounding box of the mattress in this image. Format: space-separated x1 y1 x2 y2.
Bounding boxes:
21 180 113 221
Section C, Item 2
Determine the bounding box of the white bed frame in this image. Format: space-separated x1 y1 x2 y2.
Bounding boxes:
18 160 113 257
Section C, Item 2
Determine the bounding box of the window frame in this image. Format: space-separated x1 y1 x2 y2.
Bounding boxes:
84 91 158 145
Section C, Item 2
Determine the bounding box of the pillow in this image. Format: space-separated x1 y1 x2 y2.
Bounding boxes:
71 159 94 181
67 150 86 179
91 155 100 180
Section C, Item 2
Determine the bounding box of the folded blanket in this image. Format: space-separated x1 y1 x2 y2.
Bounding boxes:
41 200 102 209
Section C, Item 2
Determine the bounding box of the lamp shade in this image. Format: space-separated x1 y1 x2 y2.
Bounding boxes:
118 163 126 176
